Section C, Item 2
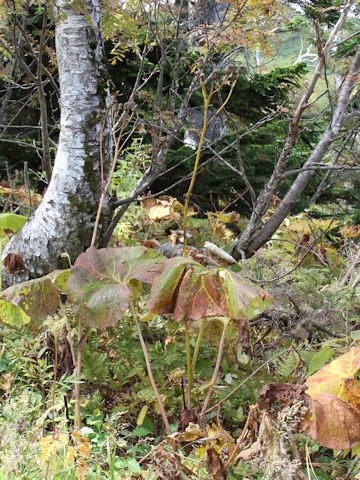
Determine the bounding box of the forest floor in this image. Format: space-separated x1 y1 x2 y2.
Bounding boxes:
0 198 359 479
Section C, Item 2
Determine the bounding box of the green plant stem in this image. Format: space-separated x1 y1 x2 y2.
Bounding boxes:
74 324 88 431
191 318 206 379
200 319 229 424
74 322 82 430
132 304 171 435
184 319 192 409
182 83 211 254
52 332 58 433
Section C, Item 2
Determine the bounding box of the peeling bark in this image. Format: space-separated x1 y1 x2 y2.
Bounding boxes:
1 0 111 286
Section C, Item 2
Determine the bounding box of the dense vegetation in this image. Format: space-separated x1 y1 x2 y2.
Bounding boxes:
0 0 359 479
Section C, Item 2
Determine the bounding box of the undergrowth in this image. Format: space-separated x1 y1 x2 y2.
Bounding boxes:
0 203 359 479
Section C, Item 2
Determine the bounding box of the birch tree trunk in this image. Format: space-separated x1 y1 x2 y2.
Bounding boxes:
1 0 111 286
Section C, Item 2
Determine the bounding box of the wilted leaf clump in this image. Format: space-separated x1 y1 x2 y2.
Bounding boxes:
256 348 360 451
148 257 271 323
303 347 360 449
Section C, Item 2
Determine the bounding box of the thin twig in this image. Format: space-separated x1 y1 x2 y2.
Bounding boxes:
132 304 171 434
200 319 229 423
206 348 291 413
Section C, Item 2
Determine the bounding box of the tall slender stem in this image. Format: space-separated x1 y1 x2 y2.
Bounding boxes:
182 83 211 254
191 318 206 378
200 319 229 423
52 332 58 433
132 304 171 435
74 322 82 430
184 319 192 409
74 323 88 431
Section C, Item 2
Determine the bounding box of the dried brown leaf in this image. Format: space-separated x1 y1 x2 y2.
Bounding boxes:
205 446 227 480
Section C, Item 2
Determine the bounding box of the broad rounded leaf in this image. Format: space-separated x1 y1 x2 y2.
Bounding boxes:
302 393 360 449
306 347 360 403
303 348 360 449
68 246 165 328
0 277 60 328
218 270 271 320
176 266 271 323
174 267 226 322
0 213 27 237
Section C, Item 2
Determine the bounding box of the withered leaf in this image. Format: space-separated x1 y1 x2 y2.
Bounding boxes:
3 253 25 274
141 195 182 222
205 446 227 480
258 383 306 413
302 393 360 450
179 409 198 432
302 348 360 449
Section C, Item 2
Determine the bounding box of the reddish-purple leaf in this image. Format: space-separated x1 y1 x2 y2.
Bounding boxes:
174 267 224 322
68 246 165 328
148 259 271 323
147 257 198 315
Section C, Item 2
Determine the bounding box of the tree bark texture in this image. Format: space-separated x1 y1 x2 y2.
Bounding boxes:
235 45 360 257
234 2 353 257
2 0 111 285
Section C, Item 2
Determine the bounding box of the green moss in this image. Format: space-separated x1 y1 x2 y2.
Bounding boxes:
85 110 99 129
97 68 111 104
89 40 97 50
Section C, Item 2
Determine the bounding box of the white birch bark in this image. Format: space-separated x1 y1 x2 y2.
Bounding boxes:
1 0 111 285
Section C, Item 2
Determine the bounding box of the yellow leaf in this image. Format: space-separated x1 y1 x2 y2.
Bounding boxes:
303 348 360 449
39 433 68 465
175 423 235 459
176 423 203 442
339 226 360 239
64 446 76 467
76 456 88 480
306 347 360 404
0 372 13 391
137 405 148 425
0 186 42 207
71 431 91 480
141 196 179 221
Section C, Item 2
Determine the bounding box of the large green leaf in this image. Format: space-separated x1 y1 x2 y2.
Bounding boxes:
0 213 27 237
0 277 61 327
68 246 165 328
148 259 271 323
